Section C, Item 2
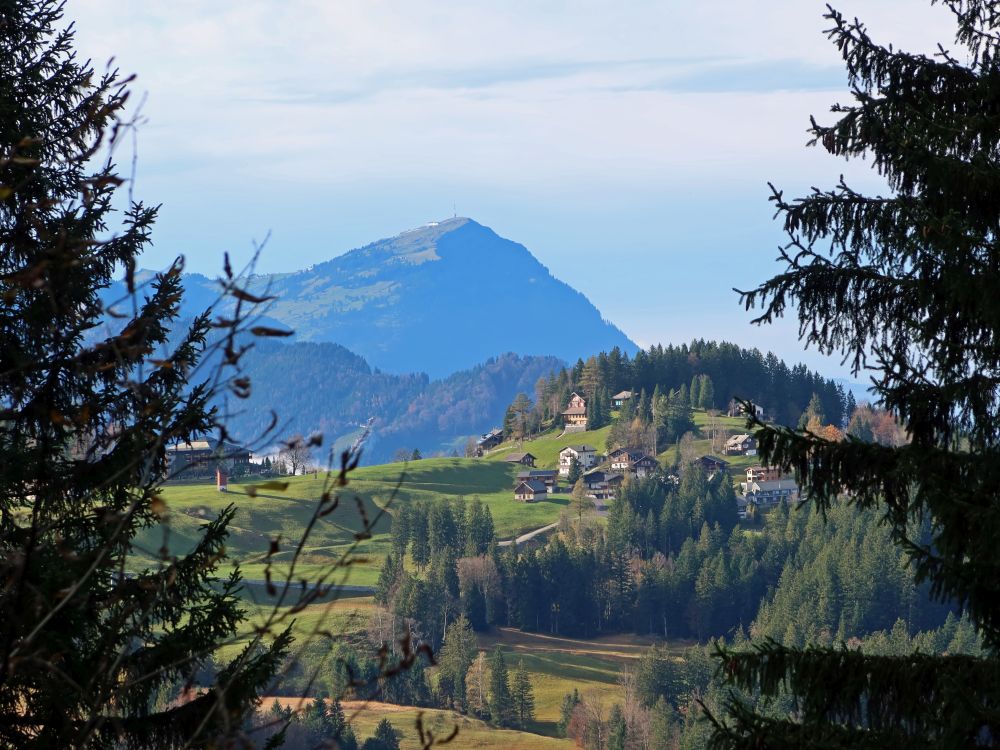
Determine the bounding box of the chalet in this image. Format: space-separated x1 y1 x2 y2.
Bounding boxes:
505 452 537 467
746 465 781 483
558 444 597 476
629 454 660 479
740 478 799 506
612 390 633 408
609 448 642 472
724 434 757 456
697 455 729 474
583 470 623 500
166 438 250 478
476 428 504 453
517 469 559 492
727 399 765 420
561 392 588 429
514 480 547 503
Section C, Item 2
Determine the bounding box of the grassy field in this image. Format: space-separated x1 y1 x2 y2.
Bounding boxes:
139 458 569 585
477 627 689 736
214 595 377 664
348 458 569 537
484 425 612 469
267 698 574 749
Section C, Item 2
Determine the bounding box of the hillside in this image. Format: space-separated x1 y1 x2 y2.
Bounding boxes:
219 343 562 463
111 217 636 378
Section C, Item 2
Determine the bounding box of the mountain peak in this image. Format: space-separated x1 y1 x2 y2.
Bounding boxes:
113 220 637 378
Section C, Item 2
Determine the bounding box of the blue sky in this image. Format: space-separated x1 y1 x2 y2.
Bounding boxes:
69 1 954 380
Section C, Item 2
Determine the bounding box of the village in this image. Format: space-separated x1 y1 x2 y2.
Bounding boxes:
476 389 800 519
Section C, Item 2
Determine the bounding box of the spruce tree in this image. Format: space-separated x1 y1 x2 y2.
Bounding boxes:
487 646 514 726
711 2 1000 746
0 3 288 746
511 660 536 727
567 455 583 484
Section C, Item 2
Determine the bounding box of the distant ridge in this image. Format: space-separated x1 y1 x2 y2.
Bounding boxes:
115 218 637 378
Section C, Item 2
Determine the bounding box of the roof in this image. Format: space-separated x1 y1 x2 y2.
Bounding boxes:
515 480 547 493
505 452 536 461
517 469 557 479
745 479 799 493
612 390 633 400
561 406 587 416
168 440 213 452
726 433 753 446
167 438 247 454
561 444 596 454
633 455 658 466
698 455 729 466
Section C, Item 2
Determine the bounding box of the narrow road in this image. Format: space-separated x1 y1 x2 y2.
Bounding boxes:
237 579 374 595
499 521 559 547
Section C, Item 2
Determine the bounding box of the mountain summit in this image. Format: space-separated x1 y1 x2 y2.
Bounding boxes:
131 218 637 378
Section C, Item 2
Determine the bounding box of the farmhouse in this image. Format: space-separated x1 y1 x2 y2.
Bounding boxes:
517 469 559 492
609 448 642 472
476 427 504 453
558 444 597 476
561 392 588 429
582 469 624 500
746 465 781 483
740 478 800 506
697 455 729 474
166 438 250 478
727 399 765 420
629 454 660 479
612 390 633 408
725 434 757 456
514 480 547 503
505 452 537 467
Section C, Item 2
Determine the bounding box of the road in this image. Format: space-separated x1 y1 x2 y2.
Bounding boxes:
498 521 559 547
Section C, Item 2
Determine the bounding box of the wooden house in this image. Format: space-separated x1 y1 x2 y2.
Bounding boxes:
517 469 558 492
609 448 642 472
739 478 799 507
724 434 758 456
696 455 729 474
514 480 547 503
612 390 633 408
505 452 537 467
630 454 660 478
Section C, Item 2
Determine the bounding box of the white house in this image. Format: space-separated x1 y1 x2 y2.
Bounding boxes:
558 444 598 476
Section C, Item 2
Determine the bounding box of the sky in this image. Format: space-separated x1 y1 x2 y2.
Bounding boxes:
68 1 957 382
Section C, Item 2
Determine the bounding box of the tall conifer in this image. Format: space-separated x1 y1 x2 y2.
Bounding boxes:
0 3 290 747
711 2 1000 745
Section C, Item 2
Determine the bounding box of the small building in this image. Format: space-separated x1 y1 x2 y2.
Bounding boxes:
166 437 251 479
517 469 559 492
746 465 781 483
558 444 597 476
514 480 547 503
609 448 642 472
740 478 800 507
727 399 765 420
630 455 660 479
725 434 758 456
476 428 504 454
697 455 729 474
612 390 633 408
561 392 588 428
505 452 537 467
588 472 624 501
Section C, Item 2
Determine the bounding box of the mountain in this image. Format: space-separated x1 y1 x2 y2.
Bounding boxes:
122 217 636 378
